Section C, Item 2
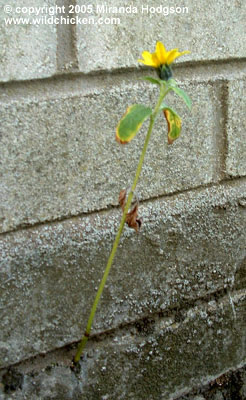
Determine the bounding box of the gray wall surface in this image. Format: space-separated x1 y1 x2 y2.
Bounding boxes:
0 1 245 399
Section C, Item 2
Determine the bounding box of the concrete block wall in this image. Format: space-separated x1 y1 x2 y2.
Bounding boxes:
0 1 245 399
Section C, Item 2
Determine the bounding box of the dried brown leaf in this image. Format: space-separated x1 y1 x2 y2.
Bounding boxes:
119 189 142 232
118 189 126 211
125 204 142 233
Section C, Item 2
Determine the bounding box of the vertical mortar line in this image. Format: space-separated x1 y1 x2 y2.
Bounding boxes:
218 80 229 181
70 0 80 70
212 80 229 182
56 0 79 72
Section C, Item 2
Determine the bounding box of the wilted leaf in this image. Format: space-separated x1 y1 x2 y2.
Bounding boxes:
118 189 142 232
125 204 142 233
119 189 126 210
162 106 182 144
116 104 152 144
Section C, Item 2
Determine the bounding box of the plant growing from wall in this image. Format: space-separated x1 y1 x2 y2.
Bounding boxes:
73 41 191 365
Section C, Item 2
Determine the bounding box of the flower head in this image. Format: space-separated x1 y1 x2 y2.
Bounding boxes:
138 41 190 80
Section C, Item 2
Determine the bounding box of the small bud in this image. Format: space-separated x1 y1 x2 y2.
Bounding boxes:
158 64 173 81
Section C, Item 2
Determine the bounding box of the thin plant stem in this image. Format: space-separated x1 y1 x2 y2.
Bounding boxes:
74 83 169 364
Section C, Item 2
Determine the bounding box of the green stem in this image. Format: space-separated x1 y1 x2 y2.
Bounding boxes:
74 83 168 364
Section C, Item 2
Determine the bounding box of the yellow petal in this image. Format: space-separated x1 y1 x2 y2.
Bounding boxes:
166 49 179 65
138 51 157 67
138 51 160 67
155 41 168 65
151 53 161 67
138 43 190 69
167 50 190 65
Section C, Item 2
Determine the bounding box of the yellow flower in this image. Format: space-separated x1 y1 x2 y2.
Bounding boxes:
138 41 190 68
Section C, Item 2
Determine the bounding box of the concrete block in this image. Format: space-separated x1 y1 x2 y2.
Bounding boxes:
75 0 246 73
226 80 246 177
79 292 246 400
0 80 223 233
0 291 245 399
0 0 57 82
0 180 245 367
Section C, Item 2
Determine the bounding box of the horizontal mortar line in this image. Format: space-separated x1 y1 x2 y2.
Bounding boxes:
0 58 246 103
173 364 246 400
86 288 246 344
139 175 246 209
0 175 245 238
174 56 246 70
1 287 245 372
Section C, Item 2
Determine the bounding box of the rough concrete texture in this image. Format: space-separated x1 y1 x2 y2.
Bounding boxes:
0 0 245 397
0 0 56 82
179 365 246 399
0 291 245 399
76 0 246 73
0 179 245 367
226 79 246 177
0 80 225 233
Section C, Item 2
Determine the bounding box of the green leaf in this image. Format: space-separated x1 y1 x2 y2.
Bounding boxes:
116 104 152 144
140 76 161 85
167 81 192 110
160 104 182 144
